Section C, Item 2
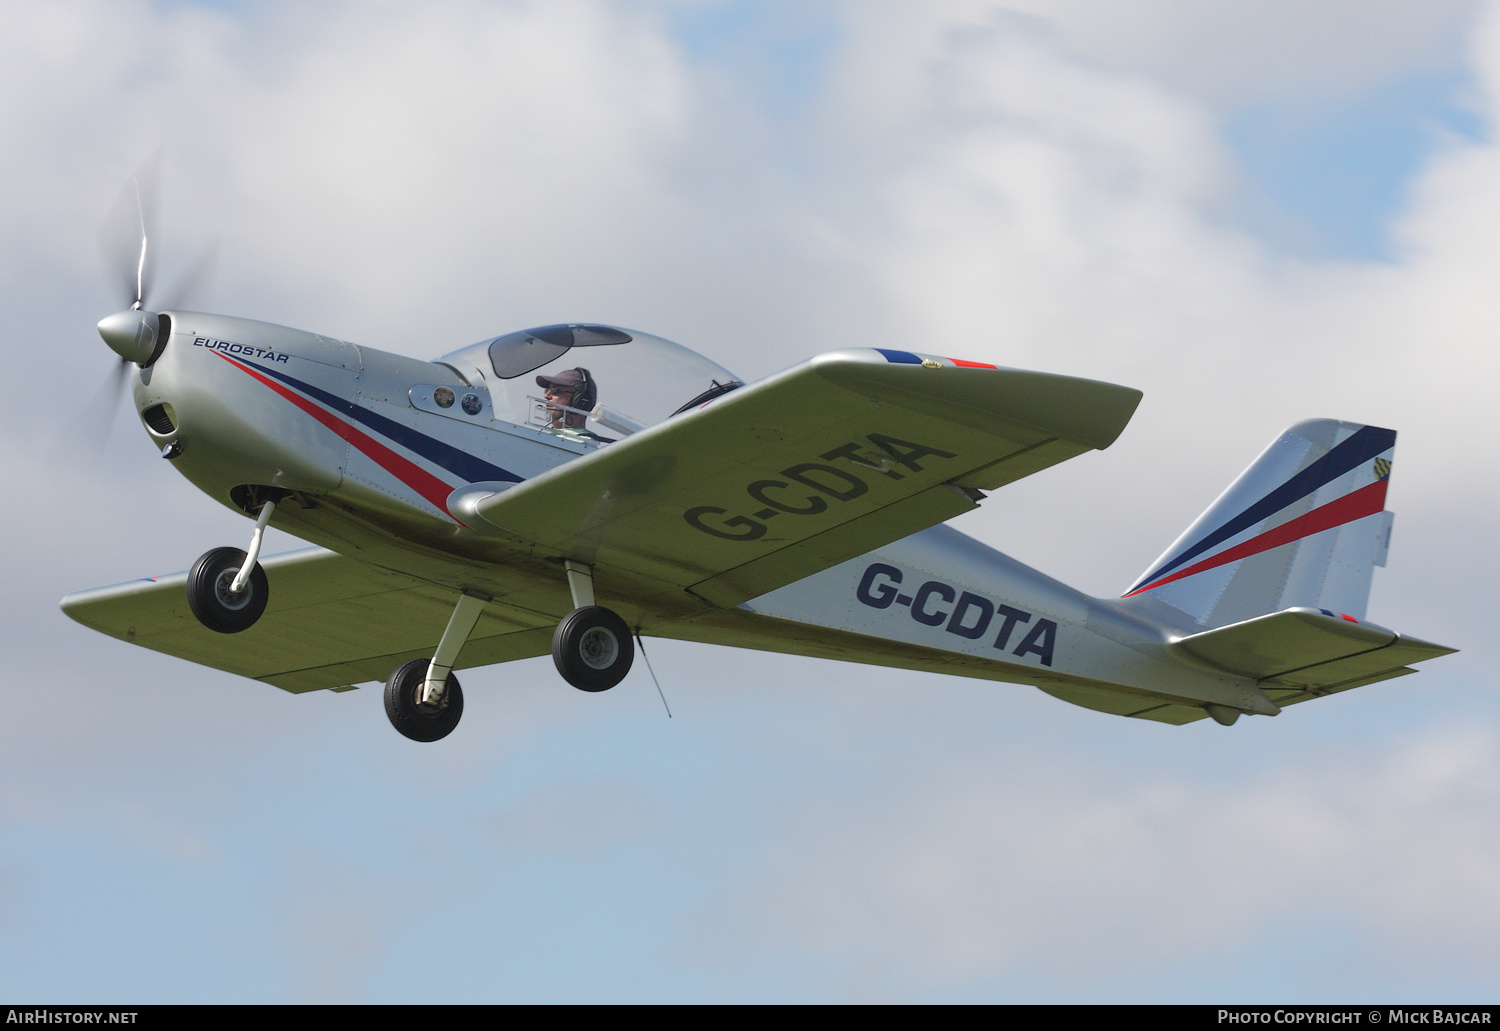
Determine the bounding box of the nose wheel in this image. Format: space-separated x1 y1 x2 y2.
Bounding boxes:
185 499 277 634
186 547 269 633
553 605 634 691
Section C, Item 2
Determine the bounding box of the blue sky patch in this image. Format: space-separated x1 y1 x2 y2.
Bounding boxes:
1223 70 1484 261
670 0 841 119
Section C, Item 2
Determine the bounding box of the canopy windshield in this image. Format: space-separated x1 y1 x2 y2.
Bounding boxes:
448 324 741 440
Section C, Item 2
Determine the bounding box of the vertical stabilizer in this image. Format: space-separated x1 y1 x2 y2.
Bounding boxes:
1125 420 1396 629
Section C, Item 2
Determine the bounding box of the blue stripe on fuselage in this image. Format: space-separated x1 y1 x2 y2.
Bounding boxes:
237 357 522 485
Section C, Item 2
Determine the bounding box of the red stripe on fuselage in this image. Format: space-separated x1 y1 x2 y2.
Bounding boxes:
216 352 457 518
1124 478 1389 597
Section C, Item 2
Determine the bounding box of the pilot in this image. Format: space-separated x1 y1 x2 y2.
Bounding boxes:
536 367 609 441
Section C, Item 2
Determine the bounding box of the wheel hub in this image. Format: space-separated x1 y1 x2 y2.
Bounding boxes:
578 626 619 669
212 568 252 610
413 682 448 715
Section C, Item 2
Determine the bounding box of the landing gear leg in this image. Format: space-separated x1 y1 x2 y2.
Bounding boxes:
231 499 276 595
552 560 634 692
185 499 276 634
383 591 487 743
419 592 487 708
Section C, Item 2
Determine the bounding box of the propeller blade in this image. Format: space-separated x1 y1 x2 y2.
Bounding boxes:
98 153 161 310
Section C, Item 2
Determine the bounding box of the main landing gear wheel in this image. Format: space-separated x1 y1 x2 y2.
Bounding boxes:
552 605 634 692
384 658 464 742
186 547 269 634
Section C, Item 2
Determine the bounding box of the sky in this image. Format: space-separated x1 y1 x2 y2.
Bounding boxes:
1 0 1498 1003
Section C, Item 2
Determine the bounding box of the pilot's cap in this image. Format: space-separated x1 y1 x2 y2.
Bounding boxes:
537 368 586 393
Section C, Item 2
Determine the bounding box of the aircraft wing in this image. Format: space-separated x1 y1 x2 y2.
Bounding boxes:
459 348 1142 607
60 547 553 692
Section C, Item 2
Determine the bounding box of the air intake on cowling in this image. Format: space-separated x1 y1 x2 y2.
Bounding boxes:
141 404 176 435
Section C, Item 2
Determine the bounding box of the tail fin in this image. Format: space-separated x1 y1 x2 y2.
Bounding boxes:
1125 419 1396 629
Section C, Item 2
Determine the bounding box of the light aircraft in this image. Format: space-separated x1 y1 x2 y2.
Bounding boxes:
62 178 1455 741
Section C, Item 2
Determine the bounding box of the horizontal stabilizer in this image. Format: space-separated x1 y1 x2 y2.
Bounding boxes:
1168 607 1455 698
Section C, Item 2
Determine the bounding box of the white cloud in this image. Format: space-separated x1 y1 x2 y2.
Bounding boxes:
701 720 1500 998
825 0 1482 111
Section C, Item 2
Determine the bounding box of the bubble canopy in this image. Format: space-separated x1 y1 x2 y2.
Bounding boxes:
439 324 742 438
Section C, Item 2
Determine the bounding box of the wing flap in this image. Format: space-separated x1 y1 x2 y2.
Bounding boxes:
467 349 1141 604
61 548 552 693
261 627 554 692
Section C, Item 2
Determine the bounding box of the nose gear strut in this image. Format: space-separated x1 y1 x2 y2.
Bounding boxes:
230 500 276 595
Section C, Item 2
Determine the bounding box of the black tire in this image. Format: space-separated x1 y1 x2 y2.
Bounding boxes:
186 547 269 634
552 605 634 692
384 658 464 743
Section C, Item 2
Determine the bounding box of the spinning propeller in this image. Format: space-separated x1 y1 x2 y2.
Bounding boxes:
97 156 167 366
92 157 215 436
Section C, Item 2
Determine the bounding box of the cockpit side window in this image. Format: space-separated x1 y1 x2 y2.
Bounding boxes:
487 324 632 379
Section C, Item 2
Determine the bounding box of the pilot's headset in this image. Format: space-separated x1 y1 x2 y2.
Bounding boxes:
573 368 597 416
